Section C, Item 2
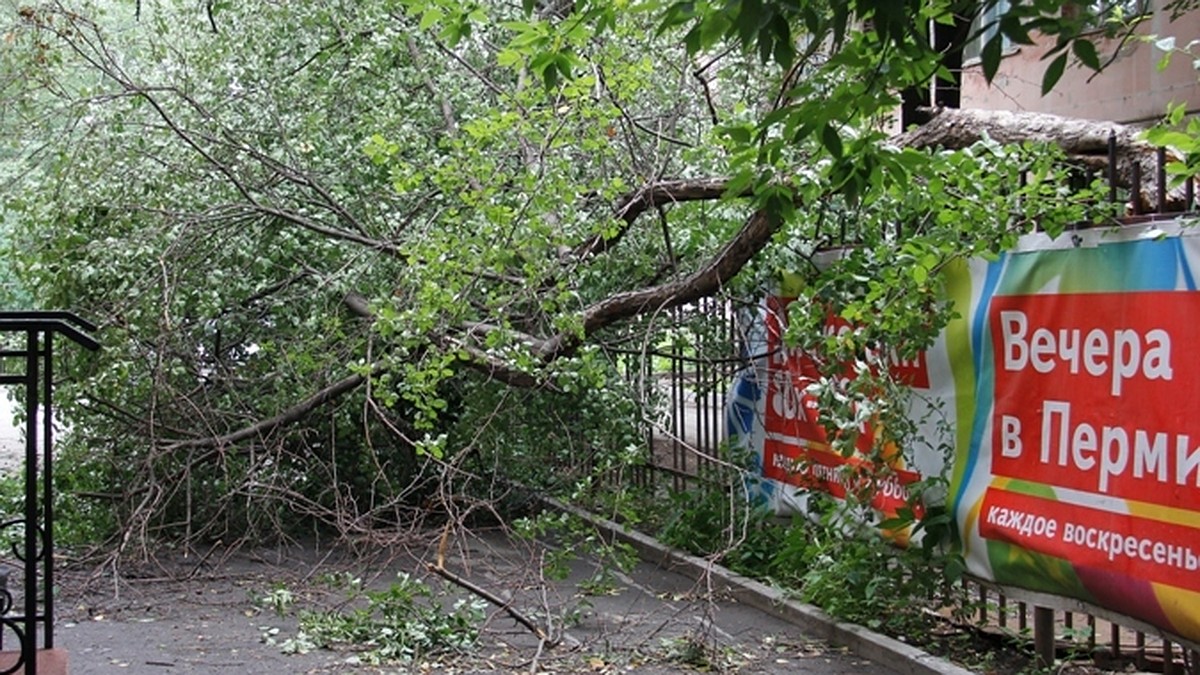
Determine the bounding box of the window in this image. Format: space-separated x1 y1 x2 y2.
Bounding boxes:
1081 0 1151 28
963 0 1012 63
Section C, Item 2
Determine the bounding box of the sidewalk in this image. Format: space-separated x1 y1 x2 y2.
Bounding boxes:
55 528 905 674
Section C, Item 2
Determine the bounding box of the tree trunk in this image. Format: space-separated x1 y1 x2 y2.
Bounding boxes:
896 106 1193 211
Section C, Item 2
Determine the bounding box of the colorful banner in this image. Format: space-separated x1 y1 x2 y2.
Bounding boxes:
727 221 1200 644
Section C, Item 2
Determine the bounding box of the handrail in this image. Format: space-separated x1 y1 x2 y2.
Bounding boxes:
0 312 100 351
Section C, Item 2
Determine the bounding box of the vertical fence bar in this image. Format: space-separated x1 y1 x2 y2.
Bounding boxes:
635 350 650 490
977 584 987 624
1034 606 1055 669
1019 602 1028 632
1132 163 1144 215
700 296 710 470
700 297 708 475
1086 615 1095 653
645 341 656 491
1136 631 1147 670
23 330 39 675
1111 623 1121 659
673 305 686 489
1156 147 1168 214
42 335 53 651
633 344 643 488
1108 132 1118 205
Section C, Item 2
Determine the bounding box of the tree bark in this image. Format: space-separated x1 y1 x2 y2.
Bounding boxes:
896 107 1193 211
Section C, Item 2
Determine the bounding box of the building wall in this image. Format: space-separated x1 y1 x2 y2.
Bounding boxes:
960 10 1200 125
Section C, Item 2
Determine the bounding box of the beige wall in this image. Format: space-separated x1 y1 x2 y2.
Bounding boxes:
961 10 1200 124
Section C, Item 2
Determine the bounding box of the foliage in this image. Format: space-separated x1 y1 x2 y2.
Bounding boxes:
1146 102 1200 184
653 477 971 638
0 3 1191 670
0 0 1160 554
261 572 486 666
1140 34 1200 184
514 508 639 593
658 480 786 576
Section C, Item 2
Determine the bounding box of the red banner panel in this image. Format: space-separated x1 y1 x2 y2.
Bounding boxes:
989 292 1200 511
980 487 1200 594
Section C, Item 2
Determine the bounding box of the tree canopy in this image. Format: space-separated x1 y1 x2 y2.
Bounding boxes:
0 0 1181 545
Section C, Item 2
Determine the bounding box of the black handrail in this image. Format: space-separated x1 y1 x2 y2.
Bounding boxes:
0 311 97 675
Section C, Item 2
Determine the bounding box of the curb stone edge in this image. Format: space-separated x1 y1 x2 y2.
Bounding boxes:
543 497 978 675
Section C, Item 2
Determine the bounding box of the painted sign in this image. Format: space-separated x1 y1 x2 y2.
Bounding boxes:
727 220 1200 644
757 297 929 519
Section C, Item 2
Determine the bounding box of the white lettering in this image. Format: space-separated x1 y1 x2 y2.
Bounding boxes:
1153 541 1167 564
1177 435 1200 488
1041 401 1072 466
1058 329 1080 373
1083 329 1108 376
1031 328 1055 373
1062 523 1197 570
997 318 1172 397
1099 426 1130 493
1143 329 1173 383
1133 431 1169 482
1001 311 1028 372
1112 329 1140 396
1001 416 1022 458
1167 545 1183 568
1071 422 1097 471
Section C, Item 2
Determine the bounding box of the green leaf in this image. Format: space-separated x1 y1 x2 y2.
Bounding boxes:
1144 129 1195 149
721 125 752 144
1041 52 1068 96
999 15 1033 46
555 53 573 80
1072 38 1100 71
419 7 445 30
981 34 1003 83
657 1 698 34
821 123 843 159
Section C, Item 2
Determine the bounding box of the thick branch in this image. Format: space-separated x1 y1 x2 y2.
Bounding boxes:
571 178 737 259
541 207 776 360
162 369 373 451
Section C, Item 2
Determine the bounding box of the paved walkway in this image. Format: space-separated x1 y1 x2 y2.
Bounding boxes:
54 529 903 674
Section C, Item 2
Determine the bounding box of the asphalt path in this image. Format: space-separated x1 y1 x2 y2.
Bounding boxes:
53 529 902 674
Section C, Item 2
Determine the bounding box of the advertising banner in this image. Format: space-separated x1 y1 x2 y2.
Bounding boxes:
726 221 1200 644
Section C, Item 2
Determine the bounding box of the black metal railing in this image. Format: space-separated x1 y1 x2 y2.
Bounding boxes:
0 312 98 675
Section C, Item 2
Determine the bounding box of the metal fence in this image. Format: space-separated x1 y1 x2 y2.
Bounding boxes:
634 142 1200 673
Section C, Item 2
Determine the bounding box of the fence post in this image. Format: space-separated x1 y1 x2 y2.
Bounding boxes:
1034 606 1055 669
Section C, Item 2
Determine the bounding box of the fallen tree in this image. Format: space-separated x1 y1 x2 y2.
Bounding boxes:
2 0 1190 553
897 106 1195 210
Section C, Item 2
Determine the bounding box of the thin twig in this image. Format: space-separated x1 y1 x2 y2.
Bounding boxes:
426 561 554 645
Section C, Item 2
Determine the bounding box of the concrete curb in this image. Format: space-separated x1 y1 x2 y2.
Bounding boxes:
544 498 977 675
